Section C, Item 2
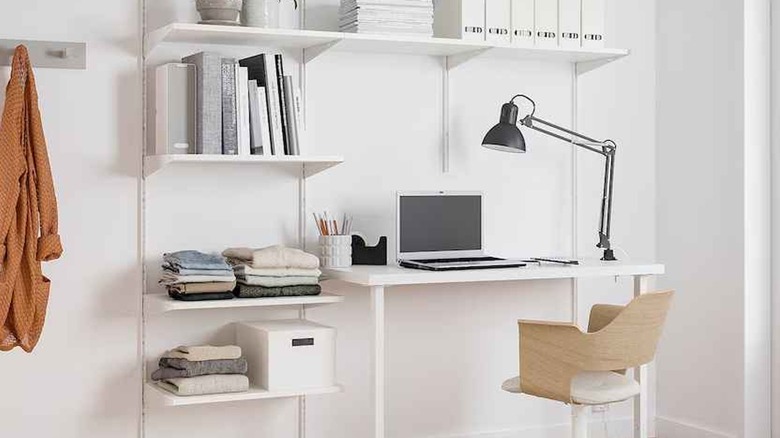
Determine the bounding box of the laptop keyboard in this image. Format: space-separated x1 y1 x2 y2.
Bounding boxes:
416 256 506 264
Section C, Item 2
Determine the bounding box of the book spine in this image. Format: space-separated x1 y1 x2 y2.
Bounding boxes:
182 52 222 154
282 75 299 156
247 79 263 155
237 66 252 156
263 55 284 155
257 86 273 157
274 54 290 155
221 58 238 155
293 85 304 156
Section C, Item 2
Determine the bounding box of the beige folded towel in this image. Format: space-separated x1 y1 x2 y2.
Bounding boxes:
233 265 321 278
223 245 320 269
157 374 249 396
163 345 242 361
168 281 237 294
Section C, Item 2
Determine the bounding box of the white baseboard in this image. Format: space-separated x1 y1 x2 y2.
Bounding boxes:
421 418 633 438
656 416 735 438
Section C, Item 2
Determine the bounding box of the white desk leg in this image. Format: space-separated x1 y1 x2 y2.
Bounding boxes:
633 275 650 438
371 286 386 438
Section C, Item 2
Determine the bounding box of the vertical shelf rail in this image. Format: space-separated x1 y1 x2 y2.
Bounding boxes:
139 0 148 437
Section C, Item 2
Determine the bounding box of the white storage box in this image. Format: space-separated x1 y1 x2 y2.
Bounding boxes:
236 319 335 391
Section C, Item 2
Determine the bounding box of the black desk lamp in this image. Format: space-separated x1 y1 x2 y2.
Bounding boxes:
482 94 617 261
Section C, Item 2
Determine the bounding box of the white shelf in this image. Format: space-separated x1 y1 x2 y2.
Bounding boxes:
143 154 344 178
145 23 629 68
145 292 345 314
323 260 665 287
145 382 342 407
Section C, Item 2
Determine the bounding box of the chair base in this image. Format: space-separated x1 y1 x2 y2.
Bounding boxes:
572 405 589 438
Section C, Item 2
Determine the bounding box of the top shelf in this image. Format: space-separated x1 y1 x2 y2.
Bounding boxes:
146 23 629 69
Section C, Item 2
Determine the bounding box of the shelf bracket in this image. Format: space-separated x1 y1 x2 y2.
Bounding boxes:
576 57 620 75
445 48 491 71
303 40 342 64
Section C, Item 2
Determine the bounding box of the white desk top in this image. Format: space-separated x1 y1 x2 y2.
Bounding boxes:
323 260 665 287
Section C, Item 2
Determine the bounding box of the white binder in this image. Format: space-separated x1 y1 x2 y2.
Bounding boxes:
434 0 486 41
582 0 605 48
486 0 511 44
155 64 196 155
558 0 581 48
534 0 558 48
511 0 534 47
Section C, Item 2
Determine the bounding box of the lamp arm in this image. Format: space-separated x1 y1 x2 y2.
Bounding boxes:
520 114 618 261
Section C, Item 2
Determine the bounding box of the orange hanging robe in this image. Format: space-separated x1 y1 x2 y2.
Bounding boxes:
0 46 63 352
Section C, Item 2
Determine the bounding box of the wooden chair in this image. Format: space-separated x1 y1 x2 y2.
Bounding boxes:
501 291 674 438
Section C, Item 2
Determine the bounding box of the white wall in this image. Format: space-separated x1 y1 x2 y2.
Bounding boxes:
656 0 771 436
0 0 142 437
0 0 657 436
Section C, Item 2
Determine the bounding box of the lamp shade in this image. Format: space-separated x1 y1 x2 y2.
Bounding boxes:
481 102 526 153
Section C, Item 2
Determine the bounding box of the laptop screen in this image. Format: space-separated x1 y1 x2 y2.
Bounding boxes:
399 194 482 254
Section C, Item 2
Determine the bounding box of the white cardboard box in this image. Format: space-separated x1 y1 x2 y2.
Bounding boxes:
582 0 605 48
434 0 486 41
534 0 558 48
485 0 511 44
558 0 582 48
236 319 335 391
511 0 535 47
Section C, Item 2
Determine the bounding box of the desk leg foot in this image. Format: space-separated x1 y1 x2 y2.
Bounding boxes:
371 286 385 438
633 275 650 438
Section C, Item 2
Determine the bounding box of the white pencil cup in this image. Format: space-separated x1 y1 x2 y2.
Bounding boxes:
319 235 352 268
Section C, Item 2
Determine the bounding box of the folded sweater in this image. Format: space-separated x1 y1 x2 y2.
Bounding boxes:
234 284 322 299
163 264 235 277
163 250 232 271
236 275 319 287
232 265 321 278
163 345 242 361
157 374 249 396
223 245 319 269
152 357 248 381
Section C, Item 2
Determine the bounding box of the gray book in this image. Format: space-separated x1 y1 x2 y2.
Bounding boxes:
282 75 299 156
221 58 238 155
247 79 264 155
181 52 222 155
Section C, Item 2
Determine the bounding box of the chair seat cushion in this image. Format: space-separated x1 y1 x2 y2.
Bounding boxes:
501 371 640 405
570 371 640 405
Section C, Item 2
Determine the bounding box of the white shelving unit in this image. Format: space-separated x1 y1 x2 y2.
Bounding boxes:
144 154 344 178
141 18 633 437
145 292 345 314
145 382 343 407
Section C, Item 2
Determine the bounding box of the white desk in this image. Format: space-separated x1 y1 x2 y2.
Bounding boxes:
324 260 665 438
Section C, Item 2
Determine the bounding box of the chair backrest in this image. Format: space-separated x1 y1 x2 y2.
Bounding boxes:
587 291 674 370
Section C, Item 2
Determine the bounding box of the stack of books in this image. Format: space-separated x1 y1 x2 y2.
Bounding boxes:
159 51 303 157
339 0 434 36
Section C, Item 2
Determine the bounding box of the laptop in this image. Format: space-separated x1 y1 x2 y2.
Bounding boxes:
396 192 527 271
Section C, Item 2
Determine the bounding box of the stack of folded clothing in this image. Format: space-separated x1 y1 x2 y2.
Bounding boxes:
223 245 323 299
153 345 249 396
160 250 237 301
339 0 434 36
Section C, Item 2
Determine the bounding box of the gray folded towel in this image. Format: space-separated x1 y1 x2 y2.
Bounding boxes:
157 374 249 396
234 284 322 298
151 357 248 381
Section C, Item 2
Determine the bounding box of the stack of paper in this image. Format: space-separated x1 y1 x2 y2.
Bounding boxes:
339 0 434 36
